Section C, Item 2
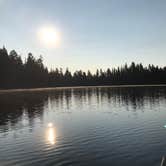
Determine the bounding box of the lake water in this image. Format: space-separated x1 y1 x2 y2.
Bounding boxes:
0 86 166 166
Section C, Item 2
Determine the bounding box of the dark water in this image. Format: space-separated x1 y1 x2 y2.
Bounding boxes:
0 86 166 166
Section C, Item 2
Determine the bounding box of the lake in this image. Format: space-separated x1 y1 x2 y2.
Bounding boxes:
0 86 166 166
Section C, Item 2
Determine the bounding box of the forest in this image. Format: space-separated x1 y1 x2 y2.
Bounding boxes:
0 47 166 89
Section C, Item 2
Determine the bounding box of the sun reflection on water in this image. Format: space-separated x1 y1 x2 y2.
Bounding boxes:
46 123 56 145
48 122 53 128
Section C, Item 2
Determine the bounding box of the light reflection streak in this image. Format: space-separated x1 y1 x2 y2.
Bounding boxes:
46 123 56 145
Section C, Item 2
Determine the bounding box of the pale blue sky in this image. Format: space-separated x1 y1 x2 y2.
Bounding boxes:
0 0 166 71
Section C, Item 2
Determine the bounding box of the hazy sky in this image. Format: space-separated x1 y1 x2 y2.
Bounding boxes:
0 0 166 71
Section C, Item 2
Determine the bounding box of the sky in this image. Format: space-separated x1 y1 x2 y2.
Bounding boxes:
0 0 166 72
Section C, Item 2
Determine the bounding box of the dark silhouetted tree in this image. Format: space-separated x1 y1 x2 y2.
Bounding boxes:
1 47 166 89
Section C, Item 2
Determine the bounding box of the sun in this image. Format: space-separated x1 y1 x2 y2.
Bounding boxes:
38 25 60 48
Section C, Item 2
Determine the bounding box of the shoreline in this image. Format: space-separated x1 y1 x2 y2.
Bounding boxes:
0 84 166 94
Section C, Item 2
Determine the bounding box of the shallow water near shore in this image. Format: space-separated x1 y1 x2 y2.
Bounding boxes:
0 86 166 166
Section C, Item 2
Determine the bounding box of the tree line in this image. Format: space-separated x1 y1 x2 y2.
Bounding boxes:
0 47 166 89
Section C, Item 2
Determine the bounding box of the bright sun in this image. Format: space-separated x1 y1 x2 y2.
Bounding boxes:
38 25 60 48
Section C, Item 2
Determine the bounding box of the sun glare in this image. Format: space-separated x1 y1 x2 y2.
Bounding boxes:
47 127 56 145
48 122 53 128
46 123 56 145
38 25 60 48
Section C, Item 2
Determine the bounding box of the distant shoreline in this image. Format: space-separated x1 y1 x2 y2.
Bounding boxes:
0 84 166 94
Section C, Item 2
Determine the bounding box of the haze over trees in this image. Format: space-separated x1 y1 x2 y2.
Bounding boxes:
0 47 166 89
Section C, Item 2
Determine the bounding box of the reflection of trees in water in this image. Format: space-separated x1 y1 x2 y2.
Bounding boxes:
96 87 166 111
63 89 72 110
73 88 92 109
0 87 166 131
64 87 166 111
49 88 94 111
23 93 48 128
48 87 166 112
49 87 166 111
48 89 72 111
0 92 48 132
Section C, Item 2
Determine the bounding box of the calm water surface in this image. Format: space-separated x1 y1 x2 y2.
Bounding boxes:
0 86 166 166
